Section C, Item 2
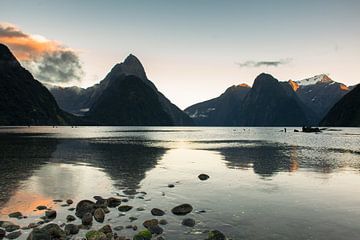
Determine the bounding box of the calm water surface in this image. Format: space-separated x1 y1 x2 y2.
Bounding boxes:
0 127 359 239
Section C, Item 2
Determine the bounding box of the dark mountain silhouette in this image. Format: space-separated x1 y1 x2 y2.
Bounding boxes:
49 54 192 125
0 44 73 125
289 74 351 122
320 84 360 127
186 73 313 126
185 84 250 125
237 73 312 126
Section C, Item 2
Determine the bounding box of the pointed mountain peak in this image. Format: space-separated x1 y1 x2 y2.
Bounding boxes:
0 44 20 66
124 53 142 66
288 79 299 91
109 53 147 81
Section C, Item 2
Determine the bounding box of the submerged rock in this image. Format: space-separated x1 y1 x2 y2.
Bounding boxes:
143 219 158 229
151 208 165 216
45 210 57 219
64 224 79 235
207 230 226 240
113 226 124 231
171 204 193 215
8 212 22 219
66 215 76 222
4 224 20 233
36 206 47 210
94 208 105 223
182 218 195 227
27 228 50 240
167 184 175 188
118 205 133 212
198 174 210 181
159 219 168 225
66 199 73 205
107 197 121 208
5 231 21 239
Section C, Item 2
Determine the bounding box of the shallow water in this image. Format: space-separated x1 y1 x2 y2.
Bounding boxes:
0 126 359 239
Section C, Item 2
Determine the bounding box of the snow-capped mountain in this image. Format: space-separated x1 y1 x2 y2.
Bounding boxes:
288 74 351 122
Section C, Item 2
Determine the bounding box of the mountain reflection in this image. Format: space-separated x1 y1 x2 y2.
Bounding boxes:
218 143 360 178
0 135 166 213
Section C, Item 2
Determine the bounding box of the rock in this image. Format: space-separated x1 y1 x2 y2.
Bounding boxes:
118 205 133 212
36 206 47 210
106 232 113 240
103 207 110 214
82 212 93 225
107 197 121 208
207 230 226 240
133 230 152 240
113 226 124 231
8 212 22 219
94 208 105 223
68 208 75 211
129 217 137 222
171 204 193 215
0 229 5 239
4 224 20 233
147 225 163 235
198 174 210 181
142 219 158 229
53 199 63 203
132 226 138 231
27 228 50 240
60 204 69 207
64 224 79 235
151 208 165 216
5 231 21 239
66 199 73 205
28 223 39 229
182 218 195 227
136 207 145 211
167 184 175 188
41 223 66 239
76 200 95 218
99 225 112 235
66 215 76 222
121 199 129 203
85 230 107 240
159 219 168 225
45 210 57 219
123 189 137 195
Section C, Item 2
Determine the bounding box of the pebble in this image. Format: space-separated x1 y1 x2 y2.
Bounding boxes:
118 205 133 212
65 224 79 235
5 231 21 239
94 208 105 223
182 218 196 227
198 173 210 181
8 212 22 219
82 212 93 225
151 208 165 216
45 210 57 219
66 215 76 222
36 206 47 210
171 204 193 215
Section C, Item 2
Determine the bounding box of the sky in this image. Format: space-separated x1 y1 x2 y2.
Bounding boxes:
1 0 359 109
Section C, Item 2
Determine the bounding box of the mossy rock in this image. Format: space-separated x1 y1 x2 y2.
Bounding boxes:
207 230 226 240
85 230 107 240
133 229 152 240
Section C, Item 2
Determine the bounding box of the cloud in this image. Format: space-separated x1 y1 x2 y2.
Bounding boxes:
0 23 83 84
237 58 292 68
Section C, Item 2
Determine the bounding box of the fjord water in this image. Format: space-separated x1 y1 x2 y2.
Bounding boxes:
0 127 359 239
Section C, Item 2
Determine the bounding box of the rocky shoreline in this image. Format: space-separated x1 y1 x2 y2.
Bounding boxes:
0 174 227 240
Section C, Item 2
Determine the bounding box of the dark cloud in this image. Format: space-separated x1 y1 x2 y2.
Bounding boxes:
237 58 292 68
27 50 84 84
0 22 83 84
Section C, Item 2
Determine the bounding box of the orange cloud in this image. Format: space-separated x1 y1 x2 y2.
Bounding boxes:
0 23 83 84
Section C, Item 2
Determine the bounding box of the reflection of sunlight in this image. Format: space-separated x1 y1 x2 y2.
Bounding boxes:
289 146 299 172
0 191 53 217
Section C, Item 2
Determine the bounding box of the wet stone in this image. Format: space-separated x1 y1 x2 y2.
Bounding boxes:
198 174 210 181
66 215 76 222
5 231 21 239
65 224 79 235
118 205 133 212
151 208 165 216
171 204 193 215
182 218 196 227
8 212 22 219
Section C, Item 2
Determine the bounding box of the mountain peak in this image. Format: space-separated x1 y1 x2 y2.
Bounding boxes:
252 73 277 87
0 44 20 66
297 74 333 86
109 54 147 81
238 83 250 88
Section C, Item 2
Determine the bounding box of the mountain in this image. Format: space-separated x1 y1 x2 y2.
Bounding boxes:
184 84 251 125
288 74 351 122
49 54 193 126
186 73 313 126
0 44 73 126
237 73 312 126
320 84 360 127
